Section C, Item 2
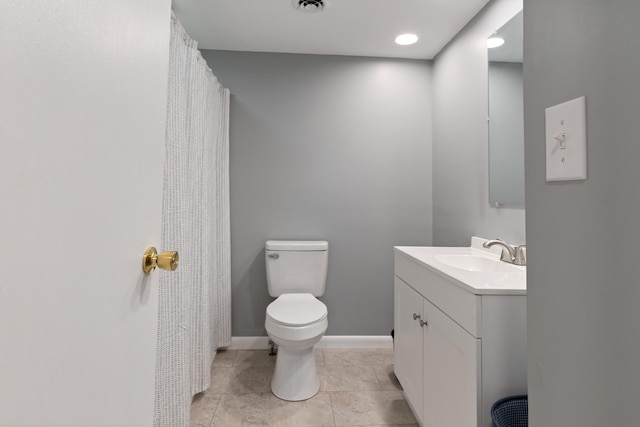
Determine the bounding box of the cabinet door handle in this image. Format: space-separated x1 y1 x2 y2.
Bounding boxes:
413 313 421 321
420 319 428 327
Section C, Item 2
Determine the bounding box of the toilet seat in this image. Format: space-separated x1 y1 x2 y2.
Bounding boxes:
266 293 327 327
264 291 328 401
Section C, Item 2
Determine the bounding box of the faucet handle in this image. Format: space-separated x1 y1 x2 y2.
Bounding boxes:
514 245 527 266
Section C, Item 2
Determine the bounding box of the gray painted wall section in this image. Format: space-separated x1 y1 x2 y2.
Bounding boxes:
432 0 525 247
201 51 433 336
525 1 640 425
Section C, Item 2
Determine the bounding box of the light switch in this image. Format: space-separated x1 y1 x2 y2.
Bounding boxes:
545 96 587 181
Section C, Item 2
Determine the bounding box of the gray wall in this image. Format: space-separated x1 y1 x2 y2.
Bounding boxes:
525 1 640 425
201 51 433 336
432 0 525 247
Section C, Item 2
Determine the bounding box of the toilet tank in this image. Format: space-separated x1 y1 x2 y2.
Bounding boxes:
265 240 328 297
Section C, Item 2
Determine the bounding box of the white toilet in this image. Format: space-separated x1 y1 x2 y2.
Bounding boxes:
264 240 329 401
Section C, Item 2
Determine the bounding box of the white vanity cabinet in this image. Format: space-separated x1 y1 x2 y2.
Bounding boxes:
393 243 527 427
394 277 424 413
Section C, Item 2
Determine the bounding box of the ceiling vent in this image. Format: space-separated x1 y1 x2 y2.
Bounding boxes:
292 0 326 13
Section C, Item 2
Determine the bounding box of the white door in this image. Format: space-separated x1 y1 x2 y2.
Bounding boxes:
0 1 172 426
393 277 424 424
423 298 481 427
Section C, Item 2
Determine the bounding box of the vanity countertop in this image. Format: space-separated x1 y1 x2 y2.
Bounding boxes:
394 237 526 296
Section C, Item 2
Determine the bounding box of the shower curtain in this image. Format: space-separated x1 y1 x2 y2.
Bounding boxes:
154 14 231 427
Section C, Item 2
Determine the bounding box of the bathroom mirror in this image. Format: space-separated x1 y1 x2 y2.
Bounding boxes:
488 10 524 208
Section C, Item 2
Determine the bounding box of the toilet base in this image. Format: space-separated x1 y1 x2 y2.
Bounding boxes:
271 345 319 401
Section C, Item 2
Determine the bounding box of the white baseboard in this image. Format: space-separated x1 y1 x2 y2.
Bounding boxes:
228 335 393 350
315 335 393 349
228 336 271 350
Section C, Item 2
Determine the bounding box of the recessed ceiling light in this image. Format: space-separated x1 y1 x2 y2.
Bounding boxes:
487 37 505 48
292 0 326 13
395 34 418 46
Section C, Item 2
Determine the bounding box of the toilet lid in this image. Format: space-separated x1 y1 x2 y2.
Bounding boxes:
266 293 327 327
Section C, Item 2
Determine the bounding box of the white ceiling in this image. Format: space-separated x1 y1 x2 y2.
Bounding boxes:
172 0 492 60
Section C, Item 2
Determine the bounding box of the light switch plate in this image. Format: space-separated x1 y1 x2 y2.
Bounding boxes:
545 96 587 181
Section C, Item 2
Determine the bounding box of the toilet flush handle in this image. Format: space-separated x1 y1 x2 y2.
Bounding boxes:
267 253 280 259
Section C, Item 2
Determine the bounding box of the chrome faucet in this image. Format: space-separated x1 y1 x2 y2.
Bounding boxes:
483 239 526 266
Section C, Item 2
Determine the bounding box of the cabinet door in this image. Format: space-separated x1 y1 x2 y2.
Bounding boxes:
394 277 424 424
423 298 480 427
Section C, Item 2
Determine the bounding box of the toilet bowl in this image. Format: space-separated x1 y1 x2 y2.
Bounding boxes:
264 240 329 401
265 293 328 401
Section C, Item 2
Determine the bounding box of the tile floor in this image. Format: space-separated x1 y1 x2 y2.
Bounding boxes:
190 347 418 427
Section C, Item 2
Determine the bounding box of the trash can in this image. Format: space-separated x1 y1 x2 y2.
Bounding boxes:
491 395 528 427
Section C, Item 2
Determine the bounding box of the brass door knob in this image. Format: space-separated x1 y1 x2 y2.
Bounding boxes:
143 246 179 274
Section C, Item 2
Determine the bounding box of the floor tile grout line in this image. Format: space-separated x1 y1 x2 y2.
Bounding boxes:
205 394 222 427
328 391 338 427
369 364 385 391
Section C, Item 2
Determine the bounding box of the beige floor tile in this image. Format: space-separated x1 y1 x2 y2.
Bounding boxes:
330 390 417 426
209 365 274 394
371 364 403 391
190 392 222 427
211 349 237 367
234 349 277 367
192 348 409 426
211 392 336 427
323 348 394 366
339 425 419 427
318 365 381 392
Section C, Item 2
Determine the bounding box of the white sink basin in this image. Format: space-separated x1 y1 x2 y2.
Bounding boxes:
434 254 517 273
394 237 526 295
